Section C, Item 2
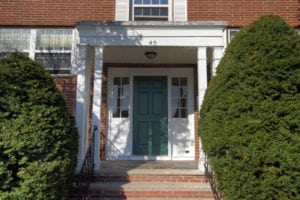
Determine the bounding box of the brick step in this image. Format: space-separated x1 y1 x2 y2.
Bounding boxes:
94 168 208 183
94 174 208 183
87 182 214 199
89 198 213 200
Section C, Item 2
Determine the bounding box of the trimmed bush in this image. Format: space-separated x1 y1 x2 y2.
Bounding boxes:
199 16 300 199
0 53 78 199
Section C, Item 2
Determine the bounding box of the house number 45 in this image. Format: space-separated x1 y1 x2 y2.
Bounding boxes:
149 40 157 45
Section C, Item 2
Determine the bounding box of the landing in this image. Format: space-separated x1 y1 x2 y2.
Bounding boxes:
96 160 203 176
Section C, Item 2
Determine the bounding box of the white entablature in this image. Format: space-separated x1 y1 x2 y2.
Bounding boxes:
76 21 227 47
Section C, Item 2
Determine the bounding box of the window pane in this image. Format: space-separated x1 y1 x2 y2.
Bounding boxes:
180 98 187 108
143 0 151 4
135 0 142 4
161 0 168 4
180 109 187 118
121 108 129 118
152 8 160 16
172 108 179 118
160 8 168 16
152 0 159 4
134 7 142 15
36 29 72 51
0 29 30 51
35 53 71 74
143 8 151 16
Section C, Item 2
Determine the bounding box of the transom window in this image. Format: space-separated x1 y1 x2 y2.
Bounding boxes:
172 77 188 118
133 0 169 21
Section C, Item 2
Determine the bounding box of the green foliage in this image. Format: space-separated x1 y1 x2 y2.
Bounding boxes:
199 15 300 200
0 53 78 199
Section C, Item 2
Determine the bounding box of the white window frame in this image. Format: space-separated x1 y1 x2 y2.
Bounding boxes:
0 28 75 75
34 28 74 75
227 28 240 44
132 0 172 21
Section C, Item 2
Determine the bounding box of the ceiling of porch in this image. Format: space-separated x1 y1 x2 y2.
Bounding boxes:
103 46 197 64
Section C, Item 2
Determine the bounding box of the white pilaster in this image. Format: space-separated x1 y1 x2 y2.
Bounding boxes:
75 45 91 171
92 46 103 171
197 47 207 172
212 47 224 76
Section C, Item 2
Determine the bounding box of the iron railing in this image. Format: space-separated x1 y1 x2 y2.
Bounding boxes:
204 155 222 200
76 126 97 200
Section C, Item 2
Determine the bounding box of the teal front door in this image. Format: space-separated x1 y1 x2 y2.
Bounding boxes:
133 76 168 155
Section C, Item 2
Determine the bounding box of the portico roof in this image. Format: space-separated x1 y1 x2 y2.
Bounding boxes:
75 21 227 47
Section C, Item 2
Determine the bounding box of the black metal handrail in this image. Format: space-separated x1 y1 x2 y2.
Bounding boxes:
204 154 223 200
76 126 97 200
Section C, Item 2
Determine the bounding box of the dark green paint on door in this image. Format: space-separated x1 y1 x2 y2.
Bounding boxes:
133 76 168 155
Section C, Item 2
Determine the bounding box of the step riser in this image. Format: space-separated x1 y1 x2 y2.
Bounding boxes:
94 175 208 183
88 191 214 199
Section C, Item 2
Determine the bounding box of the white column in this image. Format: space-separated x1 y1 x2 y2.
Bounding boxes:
75 45 91 171
197 47 207 172
92 46 103 171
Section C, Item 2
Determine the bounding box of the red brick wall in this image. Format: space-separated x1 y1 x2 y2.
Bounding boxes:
1 0 298 27
0 0 115 26
53 76 77 115
188 0 300 27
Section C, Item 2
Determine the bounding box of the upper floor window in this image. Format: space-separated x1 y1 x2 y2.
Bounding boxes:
133 0 169 21
115 0 187 21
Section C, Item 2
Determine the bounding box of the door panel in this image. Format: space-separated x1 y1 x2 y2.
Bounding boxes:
133 76 168 156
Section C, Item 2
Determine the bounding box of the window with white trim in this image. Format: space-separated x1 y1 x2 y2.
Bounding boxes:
0 28 73 75
35 29 73 74
115 0 187 21
227 29 240 43
133 0 169 21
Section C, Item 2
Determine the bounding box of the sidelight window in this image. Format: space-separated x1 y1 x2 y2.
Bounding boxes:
113 77 130 118
171 77 188 118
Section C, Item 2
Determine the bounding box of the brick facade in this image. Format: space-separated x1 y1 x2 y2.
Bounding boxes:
0 0 115 27
0 0 298 27
53 76 77 115
188 0 300 27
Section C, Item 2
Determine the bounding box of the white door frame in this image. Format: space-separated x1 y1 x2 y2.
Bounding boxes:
106 67 194 160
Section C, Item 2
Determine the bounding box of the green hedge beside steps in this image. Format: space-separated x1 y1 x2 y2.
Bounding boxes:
199 15 300 200
0 53 78 200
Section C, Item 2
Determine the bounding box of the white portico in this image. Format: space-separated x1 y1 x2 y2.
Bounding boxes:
75 21 226 172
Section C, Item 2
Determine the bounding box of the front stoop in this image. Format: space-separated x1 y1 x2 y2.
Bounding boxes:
87 166 214 199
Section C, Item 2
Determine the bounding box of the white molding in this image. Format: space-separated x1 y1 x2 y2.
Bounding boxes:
106 67 195 161
76 21 226 47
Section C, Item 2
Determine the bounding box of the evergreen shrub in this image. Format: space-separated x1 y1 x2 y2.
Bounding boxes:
199 15 300 200
0 52 78 199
